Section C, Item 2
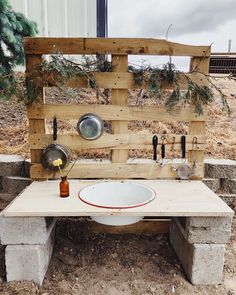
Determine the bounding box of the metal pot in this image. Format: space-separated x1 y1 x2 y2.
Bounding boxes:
41 117 70 171
77 113 104 140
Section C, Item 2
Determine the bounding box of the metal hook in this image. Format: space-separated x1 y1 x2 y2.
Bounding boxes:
161 135 166 142
171 136 176 152
192 136 199 150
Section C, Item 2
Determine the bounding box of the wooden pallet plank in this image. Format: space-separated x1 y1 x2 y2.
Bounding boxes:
86 220 170 234
26 55 45 164
35 71 208 89
24 38 211 57
188 56 209 178
29 133 205 150
188 121 205 162
190 56 210 73
30 162 204 179
27 104 206 121
112 55 128 163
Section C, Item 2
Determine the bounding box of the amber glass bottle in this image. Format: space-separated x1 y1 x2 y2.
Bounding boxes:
60 176 70 197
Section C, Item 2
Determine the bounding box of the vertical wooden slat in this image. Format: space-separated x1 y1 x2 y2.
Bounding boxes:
26 55 45 165
111 55 128 163
188 56 210 178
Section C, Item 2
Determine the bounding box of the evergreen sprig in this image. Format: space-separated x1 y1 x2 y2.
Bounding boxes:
26 54 108 104
0 0 38 100
129 62 227 116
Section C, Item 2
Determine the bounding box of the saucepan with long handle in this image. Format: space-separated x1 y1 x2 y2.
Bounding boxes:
41 116 70 171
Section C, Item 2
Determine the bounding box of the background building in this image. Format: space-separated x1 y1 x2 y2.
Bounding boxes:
10 0 107 38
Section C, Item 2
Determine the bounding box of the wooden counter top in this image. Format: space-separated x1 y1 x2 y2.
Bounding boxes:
2 180 234 217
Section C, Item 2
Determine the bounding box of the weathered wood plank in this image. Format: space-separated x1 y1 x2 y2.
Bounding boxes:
26 55 45 164
35 72 208 89
30 162 204 179
29 133 205 150
87 219 170 234
24 38 211 57
27 104 206 121
187 56 209 178
111 54 128 163
190 56 210 73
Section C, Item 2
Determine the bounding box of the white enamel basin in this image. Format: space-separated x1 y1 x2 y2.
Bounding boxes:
79 181 156 226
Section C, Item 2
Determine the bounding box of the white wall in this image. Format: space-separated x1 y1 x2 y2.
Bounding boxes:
10 0 97 37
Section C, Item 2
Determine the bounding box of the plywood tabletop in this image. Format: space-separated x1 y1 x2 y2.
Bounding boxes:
2 180 234 217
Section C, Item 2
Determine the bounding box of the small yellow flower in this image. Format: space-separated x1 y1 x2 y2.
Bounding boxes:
53 159 63 167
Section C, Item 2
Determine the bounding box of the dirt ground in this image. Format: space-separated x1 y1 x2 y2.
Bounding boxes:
0 76 236 294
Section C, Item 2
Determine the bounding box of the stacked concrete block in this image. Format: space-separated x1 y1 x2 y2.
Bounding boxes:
205 159 236 179
0 154 31 202
204 159 236 207
0 216 56 285
2 176 32 196
169 216 232 285
202 178 220 192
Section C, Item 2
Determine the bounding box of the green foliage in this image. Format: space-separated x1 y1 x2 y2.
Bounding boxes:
0 0 38 100
26 54 230 116
26 54 108 104
129 62 223 116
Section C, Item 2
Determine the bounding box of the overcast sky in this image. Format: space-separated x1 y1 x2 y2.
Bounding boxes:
108 0 236 70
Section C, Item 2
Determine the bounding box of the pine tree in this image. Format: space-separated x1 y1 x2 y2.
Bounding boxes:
0 0 38 99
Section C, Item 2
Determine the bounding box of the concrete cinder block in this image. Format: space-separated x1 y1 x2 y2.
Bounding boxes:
205 159 236 179
175 217 232 244
170 218 225 285
187 228 231 244
0 217 56 245
5 228 55 285
0 192 15 202
191 244 225 285
218 194 236 207
2 176 32 196
221 179 236 194
202 178 220 192
0 154 25 177
186 216 232 229
21 159 31 178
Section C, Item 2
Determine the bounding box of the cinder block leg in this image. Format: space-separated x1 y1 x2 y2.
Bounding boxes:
169 218 226 285
0 217 56 245
2 217 57 285
5 225 55 285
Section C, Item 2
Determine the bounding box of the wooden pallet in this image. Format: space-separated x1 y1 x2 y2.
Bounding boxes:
24 38 210 180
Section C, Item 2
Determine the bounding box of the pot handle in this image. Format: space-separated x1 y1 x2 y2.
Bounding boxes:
181 135 186 159
53 116 57 142
152 135 158 161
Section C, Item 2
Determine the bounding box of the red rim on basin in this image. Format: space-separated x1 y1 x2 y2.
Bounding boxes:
78 181 156 209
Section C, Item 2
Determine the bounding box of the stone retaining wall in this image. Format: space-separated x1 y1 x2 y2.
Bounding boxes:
203 159 236 208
